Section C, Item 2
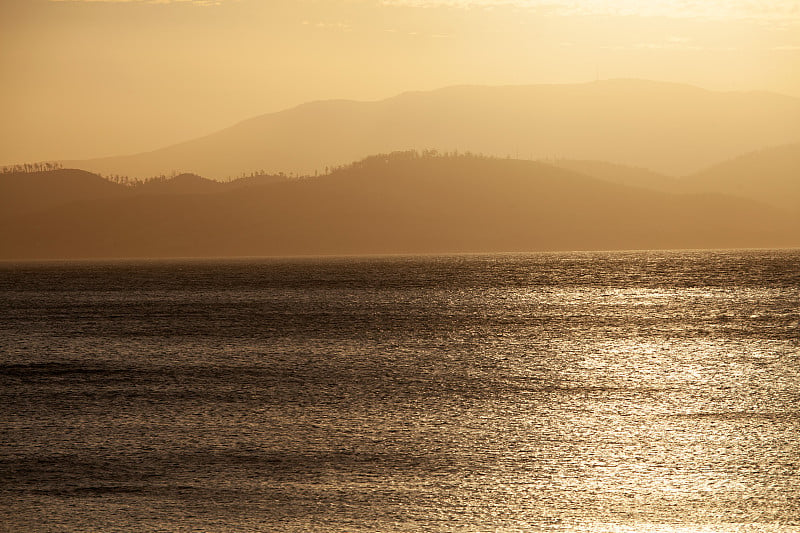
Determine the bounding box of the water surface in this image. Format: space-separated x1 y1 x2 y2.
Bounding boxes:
1 250 799 531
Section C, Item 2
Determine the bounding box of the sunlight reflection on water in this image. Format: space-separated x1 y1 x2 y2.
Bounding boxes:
0 250 798 531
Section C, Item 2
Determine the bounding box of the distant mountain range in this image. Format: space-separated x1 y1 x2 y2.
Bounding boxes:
2 150 798 260
62 80 800 180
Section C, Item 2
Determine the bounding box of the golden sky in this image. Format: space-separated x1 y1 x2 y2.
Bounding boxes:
1 0 799 164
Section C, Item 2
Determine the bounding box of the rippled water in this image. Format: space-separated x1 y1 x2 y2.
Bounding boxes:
1 250 799 532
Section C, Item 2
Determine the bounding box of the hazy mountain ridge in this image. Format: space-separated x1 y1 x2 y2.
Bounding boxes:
60 80 800 180
2 152 797 260
683 143 800 212
546 146 800 211
544 159 680 194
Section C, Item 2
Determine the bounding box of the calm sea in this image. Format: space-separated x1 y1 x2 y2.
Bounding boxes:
1 251 799 532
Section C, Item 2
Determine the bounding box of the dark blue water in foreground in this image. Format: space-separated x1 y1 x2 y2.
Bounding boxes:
1 250 799 532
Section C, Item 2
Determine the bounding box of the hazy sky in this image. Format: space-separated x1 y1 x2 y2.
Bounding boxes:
2 0 799 164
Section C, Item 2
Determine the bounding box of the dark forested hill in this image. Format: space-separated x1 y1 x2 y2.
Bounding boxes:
2 152 797 260
0 169 127 218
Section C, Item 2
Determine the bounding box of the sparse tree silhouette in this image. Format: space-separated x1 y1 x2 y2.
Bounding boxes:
1 161 63 174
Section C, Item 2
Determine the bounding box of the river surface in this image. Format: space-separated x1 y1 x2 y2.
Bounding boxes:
1 250 799 531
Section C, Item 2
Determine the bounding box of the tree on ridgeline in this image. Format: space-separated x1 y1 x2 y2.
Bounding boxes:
1 161 63 174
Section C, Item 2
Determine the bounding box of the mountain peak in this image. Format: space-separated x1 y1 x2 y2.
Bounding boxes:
62 81 800 180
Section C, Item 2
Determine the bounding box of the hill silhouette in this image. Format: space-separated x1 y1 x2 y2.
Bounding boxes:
132 172 239 196
544 159 680 193
683 144 800 212
0 169 295 219
2 152 797 260
0 169 127 218
61 80 800 180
